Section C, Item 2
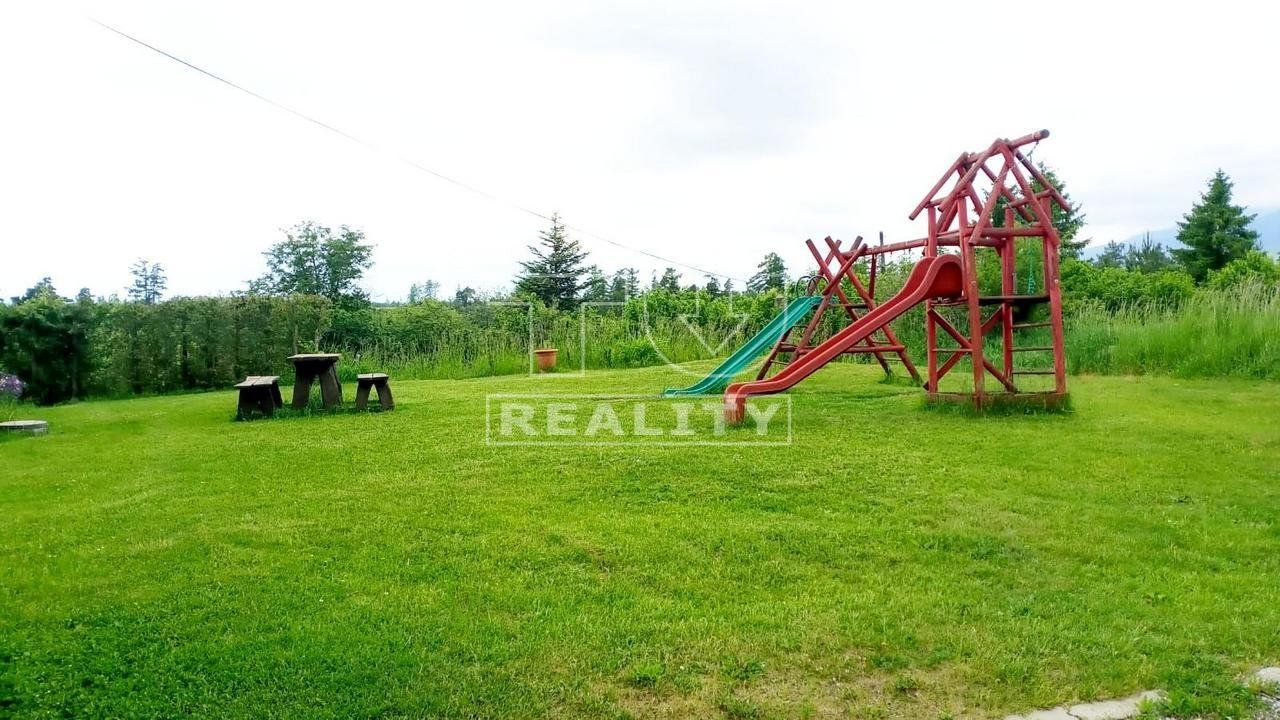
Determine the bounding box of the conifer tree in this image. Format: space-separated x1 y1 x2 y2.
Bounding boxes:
514 214 589 308
128 259 167 304
993 163 1087 258
747 253 787 292
608 268 639 302
654 268 682 292
1173 170 1259 282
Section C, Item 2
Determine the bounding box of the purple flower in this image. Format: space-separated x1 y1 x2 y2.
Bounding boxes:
0 373 24 399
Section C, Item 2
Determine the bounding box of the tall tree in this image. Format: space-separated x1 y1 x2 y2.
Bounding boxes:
11 277 57 304
747 253 787 292
1124 234 1175 273
452 286 479 306
703 275 722 297
581 265 610 302
514 214 589 308
128 259 167 304
1094 241 1127 269
608 268 639 302
257 222 374 307
407 280 440 304
0 282 96 403
1172 170 1259 282
993 163 1088 259
653 268 682 292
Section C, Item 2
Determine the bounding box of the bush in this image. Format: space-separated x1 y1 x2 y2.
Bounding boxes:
1207 250 1279 289
1061 260 1196 311
607 338 661 367
0 294 96 404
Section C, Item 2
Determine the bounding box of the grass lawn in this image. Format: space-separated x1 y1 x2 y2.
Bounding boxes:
1 364 1278 719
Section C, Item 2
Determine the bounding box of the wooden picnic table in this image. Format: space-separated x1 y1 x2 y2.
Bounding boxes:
287 353 342 409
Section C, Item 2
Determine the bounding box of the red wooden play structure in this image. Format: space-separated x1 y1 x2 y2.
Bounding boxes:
725 130 1069 422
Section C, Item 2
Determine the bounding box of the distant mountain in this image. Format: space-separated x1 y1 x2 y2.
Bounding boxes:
1084 207 1280 258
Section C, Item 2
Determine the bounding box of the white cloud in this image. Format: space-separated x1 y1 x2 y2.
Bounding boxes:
1 1 1277 302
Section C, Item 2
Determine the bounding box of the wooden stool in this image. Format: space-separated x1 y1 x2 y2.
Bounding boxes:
355 373 394 411
235 375 283 419
287 353 342 409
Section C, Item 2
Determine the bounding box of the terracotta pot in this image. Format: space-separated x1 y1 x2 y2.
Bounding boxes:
533 348 558 372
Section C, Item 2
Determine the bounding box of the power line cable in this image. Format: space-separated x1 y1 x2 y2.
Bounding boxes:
90 18 746 283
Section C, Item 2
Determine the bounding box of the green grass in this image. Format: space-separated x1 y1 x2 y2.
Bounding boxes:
1 364 1278 719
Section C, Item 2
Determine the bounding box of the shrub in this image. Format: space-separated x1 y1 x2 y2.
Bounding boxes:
1207 250 1279 289
0 294 96 404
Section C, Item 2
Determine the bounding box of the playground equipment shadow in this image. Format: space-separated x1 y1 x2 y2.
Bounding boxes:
1 364 1278 719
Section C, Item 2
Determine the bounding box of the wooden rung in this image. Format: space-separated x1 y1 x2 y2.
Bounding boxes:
935 294 1049 307
1010 346 1054 353
1012 321 1051 329
844 345 906 354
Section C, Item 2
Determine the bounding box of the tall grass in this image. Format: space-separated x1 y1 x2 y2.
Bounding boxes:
337 314 746 381
343 283 1273 387
1066 282 1280 379
864 282 1280 389
14 282 1278 400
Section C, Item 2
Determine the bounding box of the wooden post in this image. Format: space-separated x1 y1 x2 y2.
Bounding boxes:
376 379 394 410
925 205 939 395
959 202 985 406
319 365 342 408
291 369 314 409
1001 207 1016 381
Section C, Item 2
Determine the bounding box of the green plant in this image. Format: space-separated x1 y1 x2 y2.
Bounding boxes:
1 365 1279 717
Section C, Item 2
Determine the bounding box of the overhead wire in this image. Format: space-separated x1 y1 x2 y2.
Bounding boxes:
90 18 748 283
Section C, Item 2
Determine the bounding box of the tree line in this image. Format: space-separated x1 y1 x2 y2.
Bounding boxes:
1 167 1274 404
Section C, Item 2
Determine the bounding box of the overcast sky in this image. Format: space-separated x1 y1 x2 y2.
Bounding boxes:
3 1 1278 302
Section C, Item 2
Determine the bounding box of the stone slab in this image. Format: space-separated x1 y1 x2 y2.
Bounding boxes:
1068 690 1164 720
1005 690 1164 720
0 420 47 434
1258 667 1280 686
1004 708 1076 720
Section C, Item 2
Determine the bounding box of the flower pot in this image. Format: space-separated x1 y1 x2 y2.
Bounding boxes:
533 348 558 372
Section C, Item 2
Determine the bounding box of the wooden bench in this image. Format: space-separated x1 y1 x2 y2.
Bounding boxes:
355 373 394 411
235 375 283 419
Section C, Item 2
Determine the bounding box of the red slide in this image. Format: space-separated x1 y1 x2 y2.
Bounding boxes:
724 254 964 423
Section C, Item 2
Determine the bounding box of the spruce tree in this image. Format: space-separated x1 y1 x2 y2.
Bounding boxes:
128 259 167 304
1094 241 1127 269
1124 234 1174 273
608 268 639 302
515 214 589 308
1173 170 1259 282
992 163 1087 259
654 268 682 292
747 253 787 292
581 265 609 302
703 275 722 297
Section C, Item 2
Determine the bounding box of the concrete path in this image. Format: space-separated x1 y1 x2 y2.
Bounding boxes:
1004 691 1163 720
1003 667 1280 720
1256 667 1280 720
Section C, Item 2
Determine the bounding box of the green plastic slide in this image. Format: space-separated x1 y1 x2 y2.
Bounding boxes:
663 295 822 397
